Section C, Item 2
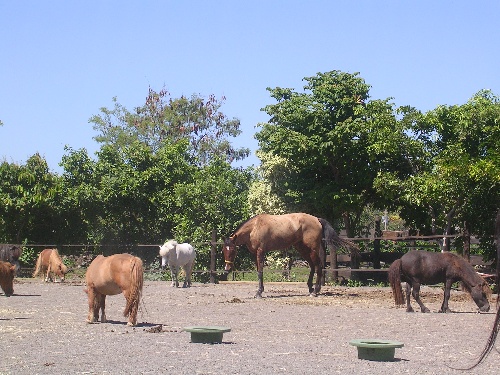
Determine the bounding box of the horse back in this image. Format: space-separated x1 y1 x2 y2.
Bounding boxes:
401 250 473 284
85 254 142 295
245 213 322 251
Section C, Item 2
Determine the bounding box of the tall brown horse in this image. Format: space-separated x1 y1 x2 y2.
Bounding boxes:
223 213 356 298
0 261 16 297
85 253 144 326
33 248 69 282
388 250 490 313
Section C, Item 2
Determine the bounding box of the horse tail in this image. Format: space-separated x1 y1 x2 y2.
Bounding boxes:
388 259 405 306
32 251 43 278
123 256 144 319
318 218 359 266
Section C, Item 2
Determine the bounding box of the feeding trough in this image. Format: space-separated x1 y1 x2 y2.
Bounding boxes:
183 326 231 343
349 339 404 361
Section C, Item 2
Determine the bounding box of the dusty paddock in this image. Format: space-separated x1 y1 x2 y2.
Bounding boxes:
1 278 499 375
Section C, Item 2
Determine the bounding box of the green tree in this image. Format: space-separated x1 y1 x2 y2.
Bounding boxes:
173 158 253 268
0 154 62 243
90 87 250 166
256 70 416 236
375 90 500 256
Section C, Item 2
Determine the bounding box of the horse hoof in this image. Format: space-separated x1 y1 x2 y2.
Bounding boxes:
254 294 262 299
127 322 136 327
309 292 317 297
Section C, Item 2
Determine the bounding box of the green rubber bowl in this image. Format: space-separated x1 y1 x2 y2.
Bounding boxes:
183 326 231 344
349 339 404 361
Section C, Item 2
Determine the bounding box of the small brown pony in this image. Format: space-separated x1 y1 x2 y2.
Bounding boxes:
389 250 490 313
0 261 16 297
33 248 69 282
85 253 144 326
223 213 356 298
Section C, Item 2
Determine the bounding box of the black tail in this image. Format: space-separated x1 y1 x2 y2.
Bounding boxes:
318 218 359 267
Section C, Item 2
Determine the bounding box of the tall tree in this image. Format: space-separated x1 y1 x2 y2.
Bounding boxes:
375 90 500 255
89 87 250 166
256 70 415 236
0 154 62 243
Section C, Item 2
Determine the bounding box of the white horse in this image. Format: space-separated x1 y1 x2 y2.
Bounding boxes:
159 240 196 288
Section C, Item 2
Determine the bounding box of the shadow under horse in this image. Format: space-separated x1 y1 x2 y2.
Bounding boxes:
223 213 357 298
388 250 490 313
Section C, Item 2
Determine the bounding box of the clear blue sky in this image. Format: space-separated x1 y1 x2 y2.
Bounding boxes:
1 1 499 173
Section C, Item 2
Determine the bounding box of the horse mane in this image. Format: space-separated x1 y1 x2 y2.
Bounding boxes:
50 249 68 273
228 215 258 238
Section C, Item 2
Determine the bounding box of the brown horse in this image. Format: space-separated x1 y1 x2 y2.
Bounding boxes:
389 250 490 313
85 253 144 326
223 213 356 298
33 248 69 282
0 261 16 297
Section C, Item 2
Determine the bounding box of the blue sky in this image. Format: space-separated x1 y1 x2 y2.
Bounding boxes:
1 1 499 173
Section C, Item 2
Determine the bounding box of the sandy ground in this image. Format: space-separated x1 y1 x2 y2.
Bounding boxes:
0 278 499 375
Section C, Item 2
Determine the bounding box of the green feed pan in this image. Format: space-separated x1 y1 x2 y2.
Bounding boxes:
349 339 404 361
183 326 231 343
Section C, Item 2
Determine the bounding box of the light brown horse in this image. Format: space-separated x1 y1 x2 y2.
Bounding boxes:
0 260 16 297
85 253 144 326
33 248 69 282
223 213 356 298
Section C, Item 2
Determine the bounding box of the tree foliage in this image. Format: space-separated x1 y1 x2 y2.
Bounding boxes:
90 87 250 166
256 70 417 235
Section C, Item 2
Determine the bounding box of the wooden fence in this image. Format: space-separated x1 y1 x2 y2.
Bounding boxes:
6 228 494 284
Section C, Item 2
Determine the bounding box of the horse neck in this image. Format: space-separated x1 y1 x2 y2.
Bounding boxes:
457 260 483 287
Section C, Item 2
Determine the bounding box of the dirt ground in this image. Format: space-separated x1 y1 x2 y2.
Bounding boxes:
1 277 499 375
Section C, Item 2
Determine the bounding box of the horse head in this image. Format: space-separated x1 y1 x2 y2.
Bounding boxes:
222 237 237 272
469 282 491 312
159 240 178 269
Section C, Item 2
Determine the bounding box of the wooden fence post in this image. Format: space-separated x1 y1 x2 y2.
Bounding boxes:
210 229 217 284
373 216 382 269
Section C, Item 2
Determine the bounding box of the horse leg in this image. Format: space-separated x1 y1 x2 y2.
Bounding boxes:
306 263 315 295
100 294 107 323
255 249 265 298
405 283 414 312
45 265 51 282
182 263 192 288
86 287 99 324
412 282 430 313
439 279 453 313
312 263 323 296
169 265 177 287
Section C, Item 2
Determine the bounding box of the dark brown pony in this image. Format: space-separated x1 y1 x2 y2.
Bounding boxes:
33 248 69 282
0 260 16 297
223 213 356 298
0 245 22 274
389 250 490 313
85 253 144 326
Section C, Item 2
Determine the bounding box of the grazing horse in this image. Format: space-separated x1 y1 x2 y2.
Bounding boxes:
388 250 490 313
0 245 22 274
33 248 69 282
159 240 196 288
85 253 144 326
0 261 16 297
223 213 356 298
